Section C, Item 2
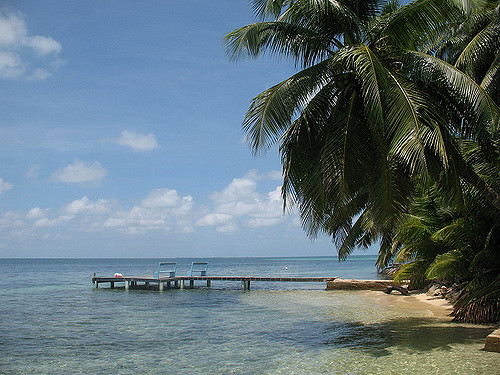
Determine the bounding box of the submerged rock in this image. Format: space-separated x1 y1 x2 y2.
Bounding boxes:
326 278 401 291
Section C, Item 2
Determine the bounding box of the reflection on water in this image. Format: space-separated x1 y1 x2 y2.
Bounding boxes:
0 258 498 374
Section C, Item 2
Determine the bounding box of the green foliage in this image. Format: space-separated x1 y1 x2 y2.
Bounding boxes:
426 251 469 280
394 259 430 289
389 143 500 322
228 0 500 323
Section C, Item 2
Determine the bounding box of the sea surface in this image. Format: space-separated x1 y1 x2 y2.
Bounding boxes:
0 256 497 374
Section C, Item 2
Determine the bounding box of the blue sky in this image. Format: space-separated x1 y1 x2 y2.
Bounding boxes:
0 0 377 258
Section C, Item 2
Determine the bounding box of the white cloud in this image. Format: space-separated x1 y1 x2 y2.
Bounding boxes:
102 189 194 234
0 11 26 46
196 213 233 226
21 35 61 55
25 164 40 179
199 171 287 232
26 68 50 80
26 207 48 219
34 215 73 227
0 211 24 229
0 9 61 80
248 217 282 228
63 196 115 215
216 222 238 233
0 171 295 241
0 51 25 78
0 189 196 238
115 130 159 152
265 170 282 180
141 189 186 208
51 159 106 184
0 178 13 193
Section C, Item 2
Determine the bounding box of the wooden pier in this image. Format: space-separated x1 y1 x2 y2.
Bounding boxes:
92 275 334 291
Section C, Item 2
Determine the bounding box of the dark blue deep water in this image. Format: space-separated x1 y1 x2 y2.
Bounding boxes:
0 257 496 374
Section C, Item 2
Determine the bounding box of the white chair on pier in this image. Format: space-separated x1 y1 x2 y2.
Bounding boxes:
188 262 208 276
187 262 209 288
154 262 177 278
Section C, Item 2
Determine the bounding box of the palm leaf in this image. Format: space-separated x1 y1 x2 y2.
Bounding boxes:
454 21 500 80
242 59 333 153
382 0 465 50
404 50 499 138
225 21 332 66
481 52 500 98
426 250 468 279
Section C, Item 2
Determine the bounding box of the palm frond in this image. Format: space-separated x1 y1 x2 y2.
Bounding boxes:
393 259 430 288
251 0 293 19
426 250 468 279
383 0 465 49
454 21 500 80
243 59 333 153
224 21 332 66
278 0 361 43
404 50 500 137
481 52 500 99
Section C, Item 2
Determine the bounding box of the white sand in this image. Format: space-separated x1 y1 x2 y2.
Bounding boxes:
365 290 455 320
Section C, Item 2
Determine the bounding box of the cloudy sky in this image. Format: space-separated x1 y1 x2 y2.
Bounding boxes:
0 0 376 258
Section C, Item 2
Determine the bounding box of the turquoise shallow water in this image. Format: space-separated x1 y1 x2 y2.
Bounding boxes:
0 257 498 374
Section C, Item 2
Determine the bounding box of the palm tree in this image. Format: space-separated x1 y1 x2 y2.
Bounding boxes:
435 0 500 100
226 0 499 267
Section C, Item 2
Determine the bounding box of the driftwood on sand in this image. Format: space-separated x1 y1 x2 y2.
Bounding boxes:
484 329 500 352
383 285 410 295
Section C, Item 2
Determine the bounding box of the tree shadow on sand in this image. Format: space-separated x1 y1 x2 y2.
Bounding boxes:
322 317 493 357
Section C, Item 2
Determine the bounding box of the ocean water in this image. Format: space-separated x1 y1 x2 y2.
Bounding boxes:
0 257 497 374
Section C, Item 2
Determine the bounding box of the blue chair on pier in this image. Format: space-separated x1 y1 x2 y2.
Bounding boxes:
188 262 208 276
154 262 177 278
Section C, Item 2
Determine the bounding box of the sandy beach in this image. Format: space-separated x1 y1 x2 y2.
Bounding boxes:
366 290 455 320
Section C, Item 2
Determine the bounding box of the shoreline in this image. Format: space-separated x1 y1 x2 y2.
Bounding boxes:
365 290 455 320
365 290 500 353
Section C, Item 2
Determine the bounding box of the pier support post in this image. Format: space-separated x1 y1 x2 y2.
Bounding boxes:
125 281 130 290
189 280 194 288
180 280 185 289
159 282 164 292
207 280 211 287
110 282 114 289
166 281 171 289
174 280 179 288
94 282 98 289
241 280 251 290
